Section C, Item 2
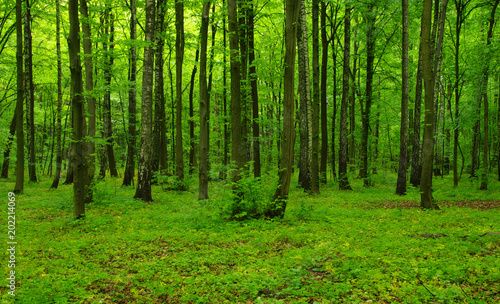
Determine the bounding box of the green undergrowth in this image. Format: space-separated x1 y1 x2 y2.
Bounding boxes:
1 172 499 303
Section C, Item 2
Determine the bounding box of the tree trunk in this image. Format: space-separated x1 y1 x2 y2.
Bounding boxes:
319 1 328 183
311 0 320 194
134 0 155 202
51 0 63 189
410 43 423 188
25 0 36 183
68 0 88 217
267 0 300 219
339 6 352 190
122 0 137 187
249 0 261 178
80 0 96 188
297 0 312 191
199 1 210 200
361 5 375 187
420 0 439 210
14 0 23 193
102 10 118 178
175 0 185 189
220 0 228 180
228 0 244 184
396 0 409 195
153 0 166 176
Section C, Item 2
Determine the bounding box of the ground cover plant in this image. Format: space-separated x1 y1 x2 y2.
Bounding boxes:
1 172 499 303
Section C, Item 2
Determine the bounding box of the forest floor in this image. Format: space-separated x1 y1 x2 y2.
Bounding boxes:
1 170 499 303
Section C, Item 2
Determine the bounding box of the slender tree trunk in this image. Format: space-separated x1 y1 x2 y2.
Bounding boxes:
396 0 409 195
51 0 63 189
267 0 300 219
68 0 87 217
134 0 155 202
311 0 320 194
122 0 137 187
420 0 439 210
228 0 244 184
102 10 118 178
249 0 261 178
175 0 185 189
319 1 328 183
14 0 23 193
297 0 312 191
80 0 96 188
153 0 166 176
339 6 352 190
220 0 228 180
239 0 250 164
24 0 36 183
361 6 375 187
199 1 210 200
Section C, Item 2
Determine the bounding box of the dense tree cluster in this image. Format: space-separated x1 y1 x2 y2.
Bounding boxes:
1 0 499 218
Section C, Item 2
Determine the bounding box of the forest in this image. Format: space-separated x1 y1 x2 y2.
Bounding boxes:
0 0 500 302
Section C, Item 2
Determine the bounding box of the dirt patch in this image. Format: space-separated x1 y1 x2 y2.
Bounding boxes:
368 200 500 210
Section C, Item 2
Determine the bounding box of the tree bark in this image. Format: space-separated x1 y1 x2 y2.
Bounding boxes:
311 0 320 194
319 0 328 183
122 0 137 187
228 0 244 184
51 0 63 189
189 49 200 174
199 1 210 200
339 6 352 190
267 0 300 219
80 0 96 188
102 10 118 178
175 0 185 189
153 0 167 176
420 0 439 210
134 0 155 202
361 5 375 187
14 0 24 193
297 0 312 191
24 0 36 183
249 0 261 178
396 0 409 195
68 0 88 217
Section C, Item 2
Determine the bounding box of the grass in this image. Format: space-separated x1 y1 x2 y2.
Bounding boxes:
1 171 499 303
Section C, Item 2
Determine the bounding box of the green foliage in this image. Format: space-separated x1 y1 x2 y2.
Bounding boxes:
1 173 499 303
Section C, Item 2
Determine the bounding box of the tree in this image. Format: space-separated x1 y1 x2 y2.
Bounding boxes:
311 0 320 194
122 0 137 187
228 0 244 185
360 3 376 187
100 9 118 178
152 0 167 176
297 0 312 191
24 0 36 183
68 0 88 217
420 0 439 210
14 0 23 194
80 0 96 189
134 0 155 202
319 0 328 184
266 0 300 219
249 0 261 178
396 0 409 195
199 1 210 200
339 5 352 191
175 0 186 189
50 0 63 189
